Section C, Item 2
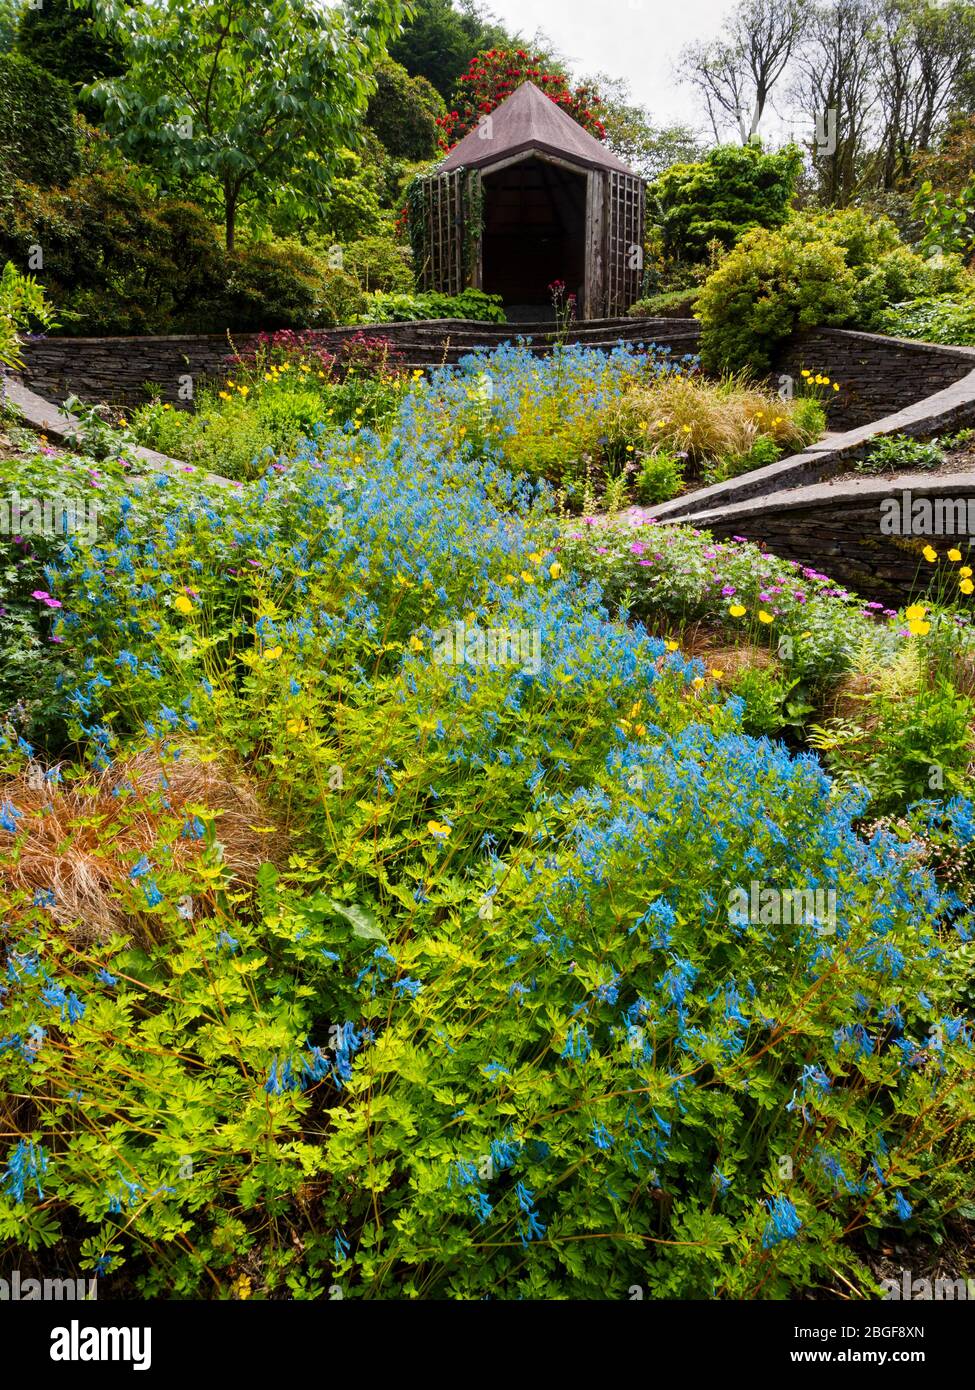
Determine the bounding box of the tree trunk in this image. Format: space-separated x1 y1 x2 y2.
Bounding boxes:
225 186 237 254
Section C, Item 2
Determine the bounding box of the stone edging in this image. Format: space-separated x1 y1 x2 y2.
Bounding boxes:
2 375 235 490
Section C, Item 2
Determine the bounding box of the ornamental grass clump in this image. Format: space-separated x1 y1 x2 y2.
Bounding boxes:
0 747 287 943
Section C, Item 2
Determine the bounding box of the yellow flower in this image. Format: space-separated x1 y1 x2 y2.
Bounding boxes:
905 603 927 621
286 718 308 735
665 640 679 652
922 546 938 563
962 567 973 578
549 562 562 579
832 382 839 391
758 610 773 624
118 415 128 427
264 645 283 661
528 551 543 564
173 594 193 616
710 668 724 679
691 676 705 688
908 619 931 636
800 369 811 378
218 391 231 400
961 579 975 595
729 603 746 618
427 820 450 838
520 570 536 584
408 634 424 652
238 385 249 396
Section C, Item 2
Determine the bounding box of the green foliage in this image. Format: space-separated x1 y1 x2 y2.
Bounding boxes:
628 288 700 318
361 288 505 322
317 168 385 245
0 260 55 369
813 674 975 816
388 0 516 102
649 143 802 264
915 176 975 263
341 235 414 294
697 207 970 373
83 0 409 250
879 290 975 346
856 434 946 475
0 51 80 188
0 0 25 49
706 433 782 486
0 170 364 334
634 447 684 504
2 354 975 1299
17 0 122 114
697 219 856 374
366 58 444 161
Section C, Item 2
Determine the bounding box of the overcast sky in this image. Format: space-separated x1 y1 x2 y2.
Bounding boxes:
482 0 737 129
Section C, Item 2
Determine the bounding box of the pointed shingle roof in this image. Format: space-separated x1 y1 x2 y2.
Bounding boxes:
438 81 637 176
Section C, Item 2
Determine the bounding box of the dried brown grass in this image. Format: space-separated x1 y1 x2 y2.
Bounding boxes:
0 748 288 943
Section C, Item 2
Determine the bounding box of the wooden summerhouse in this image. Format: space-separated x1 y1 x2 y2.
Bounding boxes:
411 81 645 320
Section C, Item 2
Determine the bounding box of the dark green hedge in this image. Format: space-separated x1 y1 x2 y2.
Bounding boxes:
0 168 365 334
0 52 80 188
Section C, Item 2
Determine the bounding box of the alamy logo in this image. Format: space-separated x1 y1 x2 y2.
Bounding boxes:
881 1268 975 1300
1 1269 96 1300
879 491 975 537
50 1320 151 1371
728 880 836 934
0 491 99 543
431 621 541 676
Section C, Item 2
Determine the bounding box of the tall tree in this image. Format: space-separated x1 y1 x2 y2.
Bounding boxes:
873 0 975 188
793 0 875 206
82 0 409 251
389 0 516 101
679 0 807 143
18 0 123 104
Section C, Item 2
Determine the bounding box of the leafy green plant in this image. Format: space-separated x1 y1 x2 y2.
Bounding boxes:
856 434 946 475
84 0 408 250
649 142 802 263
0 260 55 370
0 50 79 187
361 288 505 323
635 447 685 504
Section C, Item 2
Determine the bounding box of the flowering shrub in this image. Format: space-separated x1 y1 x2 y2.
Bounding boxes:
437 49 605 150
1 388 974 1299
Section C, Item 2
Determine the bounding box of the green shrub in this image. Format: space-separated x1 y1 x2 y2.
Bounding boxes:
0 168 365 334
697 218 856 373
0 51 79 187
634 447 685 503
222 240 364 331
879 290 975 346
362 288 505 323
697 207 970 373
648 143 802 263
365 59 444 161
707 433 782 485
341 234 415 293
628 288 700 317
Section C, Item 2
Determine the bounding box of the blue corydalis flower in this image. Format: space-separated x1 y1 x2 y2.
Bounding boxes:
893 1190 913 1222
2 1140 48 1204
761 1196 802 1248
